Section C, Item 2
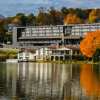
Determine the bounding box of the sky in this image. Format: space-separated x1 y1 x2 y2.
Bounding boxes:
0 0 100 17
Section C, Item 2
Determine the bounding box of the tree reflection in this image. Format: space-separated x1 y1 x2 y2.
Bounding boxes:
80 64 100 96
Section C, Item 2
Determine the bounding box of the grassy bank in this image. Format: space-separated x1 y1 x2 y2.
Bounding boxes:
35 60 100 64
0 48 19 61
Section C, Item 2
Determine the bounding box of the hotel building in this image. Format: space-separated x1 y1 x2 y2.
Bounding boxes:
11 23 100 48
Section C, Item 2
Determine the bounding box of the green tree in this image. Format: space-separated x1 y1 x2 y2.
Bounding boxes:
61 7 69 16
36 7 50 25
75 8 87 19
27 13 36 25
0 19 7 43
49 7 63 25
15 13 27 26
89 9 99 23
93 48 100 62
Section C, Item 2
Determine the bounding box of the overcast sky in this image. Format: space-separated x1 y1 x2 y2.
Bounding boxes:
0 0 100 17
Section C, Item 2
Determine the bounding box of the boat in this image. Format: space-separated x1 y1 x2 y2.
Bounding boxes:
6 59 18 63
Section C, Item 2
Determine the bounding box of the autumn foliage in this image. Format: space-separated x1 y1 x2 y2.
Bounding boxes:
64 13 82 24
80 30 100 58
0 8 100 43
89 9 100 23
80 64 100 96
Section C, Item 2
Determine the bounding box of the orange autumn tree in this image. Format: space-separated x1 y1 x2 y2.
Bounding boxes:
80 30 100 58
64 13 82 24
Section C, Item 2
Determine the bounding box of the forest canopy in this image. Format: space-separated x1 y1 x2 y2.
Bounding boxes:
0 7 100 43
2 8 100 26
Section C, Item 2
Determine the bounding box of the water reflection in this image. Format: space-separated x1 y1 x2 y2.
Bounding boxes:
6 62 71 100
0 62 99 100
61 64 100 100
80 64 100 96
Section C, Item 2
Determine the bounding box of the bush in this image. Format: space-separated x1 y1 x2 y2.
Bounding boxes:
93 48 100 62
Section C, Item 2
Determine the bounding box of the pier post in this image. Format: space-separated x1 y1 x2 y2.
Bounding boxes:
53 56 56 61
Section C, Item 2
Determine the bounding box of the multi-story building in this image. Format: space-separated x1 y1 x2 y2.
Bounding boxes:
12 23 100 48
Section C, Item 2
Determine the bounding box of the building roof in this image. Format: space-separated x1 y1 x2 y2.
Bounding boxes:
56 47 71 51
65 45 80 50
19 48 35 53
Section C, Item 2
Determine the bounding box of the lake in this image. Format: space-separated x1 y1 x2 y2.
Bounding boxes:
0 62 100 100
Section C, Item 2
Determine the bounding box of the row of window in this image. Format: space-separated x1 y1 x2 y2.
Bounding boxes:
18 24 100 37
23 30 63 34
22 32 61 37
25 27 63 32
73 26 100 29
65 26 100 36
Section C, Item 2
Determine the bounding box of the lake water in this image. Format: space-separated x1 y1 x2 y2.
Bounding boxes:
0 62 100 100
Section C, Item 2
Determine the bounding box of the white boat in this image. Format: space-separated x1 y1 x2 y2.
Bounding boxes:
6 59 18 63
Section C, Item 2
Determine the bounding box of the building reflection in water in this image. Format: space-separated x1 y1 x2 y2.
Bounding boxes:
63 64 100 100
4 63 100 100
6 63 18 97
6 62 71 100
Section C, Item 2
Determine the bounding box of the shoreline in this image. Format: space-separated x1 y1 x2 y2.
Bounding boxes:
0 48 18 61
2 60 100 64
0 48 99 64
